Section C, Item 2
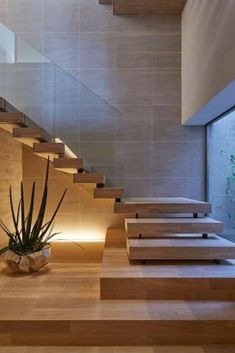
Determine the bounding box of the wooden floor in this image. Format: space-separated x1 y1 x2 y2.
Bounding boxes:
1 239 235 346
1 346 235 353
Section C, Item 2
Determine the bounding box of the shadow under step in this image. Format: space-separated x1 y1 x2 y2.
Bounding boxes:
94 187 124 199
125 217 224 237
115 197 211 215
127 235 235 260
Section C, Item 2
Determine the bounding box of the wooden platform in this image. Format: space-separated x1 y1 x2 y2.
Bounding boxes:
2 346 235 353
127 235 235 260
1 241 235 346
125 217 224 236
115 197 211 215
94 187 124 199
74 172 105 184
101 229 235 300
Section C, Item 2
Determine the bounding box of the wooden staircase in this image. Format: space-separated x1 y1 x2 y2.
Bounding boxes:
0 97 125 201
2 97 235 347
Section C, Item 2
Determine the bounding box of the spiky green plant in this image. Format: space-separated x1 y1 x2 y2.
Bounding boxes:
0 158 67 256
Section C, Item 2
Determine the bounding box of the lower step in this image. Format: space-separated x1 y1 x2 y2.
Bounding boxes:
101 229 235 300
73 172 105 184
1 300 235 345
127 235 235 260
94 187 124 199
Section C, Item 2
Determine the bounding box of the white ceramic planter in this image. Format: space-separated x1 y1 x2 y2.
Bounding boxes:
1 247 51 273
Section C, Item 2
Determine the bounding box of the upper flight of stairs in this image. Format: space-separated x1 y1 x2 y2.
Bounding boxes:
0 97 124 200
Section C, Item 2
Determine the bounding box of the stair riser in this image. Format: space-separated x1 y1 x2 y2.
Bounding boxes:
126 224 224 236
1 321 235 345
101 278 235 300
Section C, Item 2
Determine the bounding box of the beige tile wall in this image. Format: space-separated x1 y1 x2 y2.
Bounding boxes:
0 129 22 245
0 0 206 199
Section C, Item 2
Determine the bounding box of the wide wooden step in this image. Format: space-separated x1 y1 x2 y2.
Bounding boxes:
94 187 124 199
0 112 25 132
74 172 105 184
53 157 83 174
115 197 211 215
127 235 235 260
33 142 65 158
101 229 235 300
125 217 224 237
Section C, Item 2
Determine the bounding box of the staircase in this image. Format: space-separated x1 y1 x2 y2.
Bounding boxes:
0 97 124 201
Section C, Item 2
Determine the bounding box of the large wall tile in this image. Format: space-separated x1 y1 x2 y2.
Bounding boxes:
0 0 7 22
80 32 116 69
152 71 181 105
153 34 181 51
44 0 79 33
114 177 153 197
117 33 153 69
116 142 153 178
188 141 206 178
79 69 116 106
7 0 43 32
116 105 153 141
152 15 181 33
117 70 152 105
116 15 152 32
153 177 189 197
153 141 188 178
44 32 79 69
153 105 187 141
80 0 116 32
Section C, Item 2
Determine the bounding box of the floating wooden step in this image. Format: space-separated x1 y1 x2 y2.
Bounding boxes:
94 187 124 199
12 127 49 147
74 172 105 184
125 217 224 237
0 112 25 132
113 0 186 15
33 142 65 159
101 229 235 300
127 235 235 261
115 197 211 215
53 157 83 174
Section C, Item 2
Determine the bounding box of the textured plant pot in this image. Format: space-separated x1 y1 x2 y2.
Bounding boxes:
1 247 51 273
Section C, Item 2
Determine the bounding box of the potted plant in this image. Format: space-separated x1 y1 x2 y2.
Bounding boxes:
0 158 67 273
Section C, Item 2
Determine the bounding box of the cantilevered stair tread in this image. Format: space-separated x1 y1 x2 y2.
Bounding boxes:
0 112 25 131
12 127 50 147
74 172 105 184
94 187 124 199
53 157 83 174
127 235 235 260
125 217 224 236
33 142 65 158
115 197 211 214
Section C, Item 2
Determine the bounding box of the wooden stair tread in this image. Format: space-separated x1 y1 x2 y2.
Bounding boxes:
113 0 186 15
12 127 49 147
128 235 235 248
0 112 25 132
127 235 235 260
94 187 124 199
33 142 65 157
74 172 105 184
53 157 83 174
125 217 224 236
115 197 211 214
